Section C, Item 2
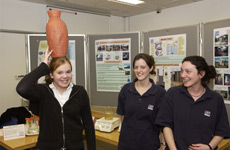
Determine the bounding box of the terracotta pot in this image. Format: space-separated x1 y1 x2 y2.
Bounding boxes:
46 10 68 58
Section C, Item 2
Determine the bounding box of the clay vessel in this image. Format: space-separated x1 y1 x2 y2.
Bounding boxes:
46 10 68 58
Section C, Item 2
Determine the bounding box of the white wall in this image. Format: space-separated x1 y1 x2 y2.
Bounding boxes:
0 0 124 115
0 0 47 32
0 0 47 115
0 33 26 113
62 12 110 34
127 0 230 32
62 12 125 34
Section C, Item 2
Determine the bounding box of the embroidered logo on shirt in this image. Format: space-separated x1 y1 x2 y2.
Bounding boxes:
148 104 154 110
204 110 211 117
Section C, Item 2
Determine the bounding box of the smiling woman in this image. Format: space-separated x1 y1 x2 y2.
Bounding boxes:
117 53 166 150
155 56 230 150
16 47 96 150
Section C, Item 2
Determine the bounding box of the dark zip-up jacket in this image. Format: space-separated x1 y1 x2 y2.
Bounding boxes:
16 62 96 150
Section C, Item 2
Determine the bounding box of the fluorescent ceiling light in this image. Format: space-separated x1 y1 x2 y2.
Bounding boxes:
108 0 145 5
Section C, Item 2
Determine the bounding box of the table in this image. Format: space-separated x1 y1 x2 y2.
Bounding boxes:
0 111 119 150
219 139 230 150
0 111 229 150
0 135 38 150
92 111 230 149
92 111 120 145
95 128 119 146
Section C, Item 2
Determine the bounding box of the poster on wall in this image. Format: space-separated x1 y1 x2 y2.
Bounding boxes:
37 40 76 84
213 27 230 104
95 38 131 92
149 34 186 90
149 34 186 64
153 64 182 90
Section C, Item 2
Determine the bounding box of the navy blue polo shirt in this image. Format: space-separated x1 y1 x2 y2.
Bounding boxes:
117 78 166 150
155 85 230 150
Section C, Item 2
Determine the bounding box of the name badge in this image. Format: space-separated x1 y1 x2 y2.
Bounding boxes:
204 110 211 117
148 104 154 110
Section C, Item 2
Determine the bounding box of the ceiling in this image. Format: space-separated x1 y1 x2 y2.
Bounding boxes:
21 0 203 17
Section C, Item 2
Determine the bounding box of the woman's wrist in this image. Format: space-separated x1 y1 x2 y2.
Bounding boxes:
207 144 213 150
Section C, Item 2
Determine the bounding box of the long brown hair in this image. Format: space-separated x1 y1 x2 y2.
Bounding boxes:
45 56 72 84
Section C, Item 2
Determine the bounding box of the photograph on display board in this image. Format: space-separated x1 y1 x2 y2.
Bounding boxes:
215 90 228 99
224 74 230 85
215 33 228 45
121 44 129 51
215 74 223 85
97 45 106 51
170 70 182 87
122 52 129 60
214 57 228 68
228 87 230 101
154 65 182 90
106 45 113 51
96 53 103 61
113 45 121 51
215 46 228 56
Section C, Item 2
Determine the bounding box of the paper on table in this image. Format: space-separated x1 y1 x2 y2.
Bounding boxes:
3 124 25 140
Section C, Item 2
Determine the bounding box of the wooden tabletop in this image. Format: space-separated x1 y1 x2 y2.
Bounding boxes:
92 111 230 149
0 135 38 150
0 111 229 149
0 111 119 149
91 111 120 145
219 139 230 150
95 128 119 146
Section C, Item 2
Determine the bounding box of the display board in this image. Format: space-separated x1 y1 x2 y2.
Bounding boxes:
27 34 86 88
143 24 199 56
143 25 199 89
88 32 140 107
202 19 230 122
